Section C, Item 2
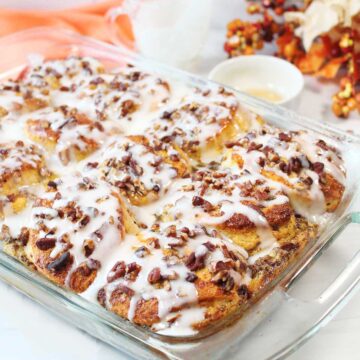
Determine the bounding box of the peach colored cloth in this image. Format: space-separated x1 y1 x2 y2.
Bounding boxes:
0 0 133 43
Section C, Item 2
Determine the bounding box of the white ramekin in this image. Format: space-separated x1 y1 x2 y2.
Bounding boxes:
208 55 304 107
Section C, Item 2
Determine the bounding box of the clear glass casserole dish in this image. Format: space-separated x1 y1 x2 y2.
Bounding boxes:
0 27 359 360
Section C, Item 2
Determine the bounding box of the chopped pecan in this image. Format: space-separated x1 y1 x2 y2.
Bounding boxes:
18 228 30 246
152 184 161 192
35 237 56 251
202 241 216 252
148 237 160 249
214 260 232 272
192 196 213 212
82 239 95 257
162 271 179 281
316 139 334 152
47 180 58 190
303 176 313 186
185 251 206 272
278 132 292 142
311 162 325 174
126 262 141 281
113 284 135 297
165 225 177 237
185 272 198 282
135 246 150 258
107 261 126 283
46 251 72 272
97 287 106 307
79 214 91 228
237 284 252 299
129 158 143 176
211 270 235 292
148 267 162 284
247 142 263 152
258 157 265 167
121 99 137 117
288 157 302 174
280 242 299 252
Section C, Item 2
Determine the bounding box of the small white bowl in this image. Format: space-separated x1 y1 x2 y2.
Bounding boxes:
208 55 304 106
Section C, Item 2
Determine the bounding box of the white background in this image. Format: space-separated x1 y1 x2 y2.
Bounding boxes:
0 1 359 359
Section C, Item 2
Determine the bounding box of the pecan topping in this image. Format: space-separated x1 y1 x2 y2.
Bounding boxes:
125 262 141 281
121 99 137 117
303 176 313 186
278 132 292 142
19 228 30 246
311 162 325 174
107 261 126 283
247 142 262 152
316 139 334 152
185 272 198 283
288 157 302 174
129 158 143 176
114 284 135 297
280 242 299 252
89 77 105 85
211 270 234 292
258 157 265 167
237 284 252 299
135 246 150 258
79 214 91 228
202 241 216 252
148 237 160 249
82 239 95 257
152 184 161 192
46 251 72 272
185 251 206 271
47 180 58 190
192 195 205 206
35 237 56 251
214 260 231 272
97 287 106 307
192 196 214 212
148 267 162 284
0 225 11 243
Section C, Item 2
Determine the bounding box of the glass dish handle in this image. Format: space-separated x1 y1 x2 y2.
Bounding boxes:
310 212 360 307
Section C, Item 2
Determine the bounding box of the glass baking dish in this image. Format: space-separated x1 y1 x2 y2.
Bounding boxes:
0 27 359 360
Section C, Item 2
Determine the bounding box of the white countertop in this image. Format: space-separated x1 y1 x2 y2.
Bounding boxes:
0 1 359 359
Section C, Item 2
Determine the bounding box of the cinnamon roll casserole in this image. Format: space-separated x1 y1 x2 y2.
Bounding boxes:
0 56 346 336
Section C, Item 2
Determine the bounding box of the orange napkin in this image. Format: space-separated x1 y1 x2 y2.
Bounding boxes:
0 0 133 43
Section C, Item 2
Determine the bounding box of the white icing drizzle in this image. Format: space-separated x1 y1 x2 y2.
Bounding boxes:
145 169 286 253
145 87 239 153
99 135 178 199
0 141 43 178
28 172 125 288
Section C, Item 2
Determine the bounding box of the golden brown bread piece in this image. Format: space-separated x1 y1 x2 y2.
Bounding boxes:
156 169 298 254
146 87 247 160
223 126 345 214
25 107 104 164
0 141 49 197
99 135 190 206
96 224 250 329
96 216 317 332
25 174 137 293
